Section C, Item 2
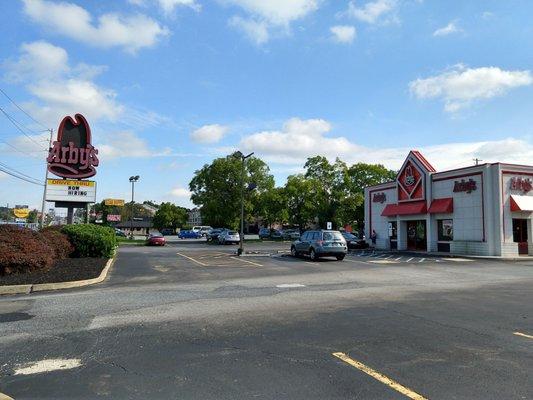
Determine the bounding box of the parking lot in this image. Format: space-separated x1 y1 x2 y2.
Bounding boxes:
1 241 532 399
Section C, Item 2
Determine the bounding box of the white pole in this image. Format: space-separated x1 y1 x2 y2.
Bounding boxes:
40 128 53 229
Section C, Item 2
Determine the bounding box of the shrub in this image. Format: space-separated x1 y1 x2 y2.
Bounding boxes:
41 228 74 259
61 224 116 258
0 225 55 275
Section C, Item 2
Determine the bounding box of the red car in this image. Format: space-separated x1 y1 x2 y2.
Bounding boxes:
146 234 166 246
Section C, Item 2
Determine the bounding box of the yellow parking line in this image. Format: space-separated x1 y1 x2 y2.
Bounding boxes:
176 252 207 266
513 331 533 339
230 257 262 267
332 352 428 400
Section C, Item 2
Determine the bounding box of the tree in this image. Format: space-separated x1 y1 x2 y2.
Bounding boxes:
189 154 274 228
152 203 188 232
26 209 39 223
284 174 325 230
255 187 288 228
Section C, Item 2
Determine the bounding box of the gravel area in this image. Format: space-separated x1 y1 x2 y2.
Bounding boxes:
0 258 108 286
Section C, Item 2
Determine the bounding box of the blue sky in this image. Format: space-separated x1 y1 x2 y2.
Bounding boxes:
1 0 533 210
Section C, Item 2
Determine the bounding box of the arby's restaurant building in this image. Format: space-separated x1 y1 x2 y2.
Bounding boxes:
364 151 533 257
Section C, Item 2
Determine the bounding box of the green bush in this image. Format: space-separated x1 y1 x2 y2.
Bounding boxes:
61 224 116 258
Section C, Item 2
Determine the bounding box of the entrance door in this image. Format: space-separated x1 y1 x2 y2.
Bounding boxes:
407 220 427 251
513 219 529 255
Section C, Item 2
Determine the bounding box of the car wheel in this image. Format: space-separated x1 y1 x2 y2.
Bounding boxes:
309 249 318 261
336 254 345 261
291 246 298 257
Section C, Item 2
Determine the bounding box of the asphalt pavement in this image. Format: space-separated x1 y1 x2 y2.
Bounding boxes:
1 240 532 399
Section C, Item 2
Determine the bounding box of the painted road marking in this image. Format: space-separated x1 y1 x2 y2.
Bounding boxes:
447 258 474 262
418 258 426 263
0 392 14 400
230 257 263 267
369 260 400 264
276 283 306 288
406 257 414 262
332 352 428 400
513 331 533 339
176 252 207 266
14 358 82 376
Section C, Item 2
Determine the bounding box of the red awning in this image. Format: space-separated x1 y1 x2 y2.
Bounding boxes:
381 201 427 216
428 197 453 214
510 195 533 212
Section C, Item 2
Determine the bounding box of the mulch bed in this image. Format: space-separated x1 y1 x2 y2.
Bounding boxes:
0 257 108 286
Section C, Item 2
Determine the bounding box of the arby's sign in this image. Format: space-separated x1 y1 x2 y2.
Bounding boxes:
47 114 99 179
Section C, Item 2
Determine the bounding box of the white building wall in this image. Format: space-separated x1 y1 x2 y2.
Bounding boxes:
365 185 396 249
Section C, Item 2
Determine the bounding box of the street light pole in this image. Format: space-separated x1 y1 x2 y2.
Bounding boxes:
40 128 53 229
129 175 140 239
233 151 254 256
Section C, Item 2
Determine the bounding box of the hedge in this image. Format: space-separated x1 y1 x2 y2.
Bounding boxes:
61 224 117 258
41 228 74 259
0 225 55 275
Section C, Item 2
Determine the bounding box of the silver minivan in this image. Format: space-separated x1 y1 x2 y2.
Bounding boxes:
291 230 347 261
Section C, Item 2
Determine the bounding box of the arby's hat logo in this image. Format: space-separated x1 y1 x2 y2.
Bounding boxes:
46 114 99 179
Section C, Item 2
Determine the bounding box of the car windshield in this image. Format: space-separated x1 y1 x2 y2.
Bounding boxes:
228 231 237 235
323 232 344 241
343 233 357 240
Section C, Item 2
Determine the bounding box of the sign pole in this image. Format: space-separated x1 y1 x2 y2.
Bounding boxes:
40 128 53 229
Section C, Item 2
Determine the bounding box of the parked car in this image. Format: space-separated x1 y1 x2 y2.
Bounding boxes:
282 229 300 240
270 229 283 239
259 228 270 239
146 233 166 246
160 228 174 236
207 228 225 242
342 232 368 249
179 230 202 239
291 230 347 261
218 230 240 244
192 226 213 237
115 228 127 237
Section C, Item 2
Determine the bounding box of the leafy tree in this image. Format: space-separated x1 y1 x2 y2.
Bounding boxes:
120 202 154 222
152 203 188 232
284 174 325 230
256 187 288 228
26 209 39 223
189 154 274 229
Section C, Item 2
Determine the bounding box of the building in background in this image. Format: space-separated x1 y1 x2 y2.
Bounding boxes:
187 208 202 226
365 151 533 257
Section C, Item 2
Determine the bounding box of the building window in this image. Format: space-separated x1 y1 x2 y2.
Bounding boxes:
438 219 453 241
388 221 397 239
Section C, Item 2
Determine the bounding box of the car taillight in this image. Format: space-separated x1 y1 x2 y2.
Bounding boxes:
317 240 324 246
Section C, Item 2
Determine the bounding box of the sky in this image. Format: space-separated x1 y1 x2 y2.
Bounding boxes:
1 0 533 210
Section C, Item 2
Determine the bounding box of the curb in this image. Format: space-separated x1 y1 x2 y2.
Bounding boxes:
0 393 14 400
0 253 116 296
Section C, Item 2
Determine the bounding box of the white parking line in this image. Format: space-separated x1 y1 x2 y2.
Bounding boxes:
418 258 426 263
406 257 414 262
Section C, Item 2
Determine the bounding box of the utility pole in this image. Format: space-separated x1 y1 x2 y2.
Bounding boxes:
473 158 483 166
40 128 53 229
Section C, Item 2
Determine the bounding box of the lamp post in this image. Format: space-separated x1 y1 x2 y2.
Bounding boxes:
129 175 140 239
233 151 254 256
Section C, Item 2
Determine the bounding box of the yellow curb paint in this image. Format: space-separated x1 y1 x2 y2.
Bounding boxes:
230 257 262 267
176 252 207 266
332 352 429 400
0 391 14 400
513 331 533 339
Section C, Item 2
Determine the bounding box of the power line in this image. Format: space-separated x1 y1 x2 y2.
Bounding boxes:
0 165 43 186
0 87 49 130
0 161 43 182
0 138 44 159
0 105 46 148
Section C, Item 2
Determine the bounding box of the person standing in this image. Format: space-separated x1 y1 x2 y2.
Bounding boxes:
371 230 377 247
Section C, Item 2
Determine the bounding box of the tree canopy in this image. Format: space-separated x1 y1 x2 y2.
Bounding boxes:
152 203 188 231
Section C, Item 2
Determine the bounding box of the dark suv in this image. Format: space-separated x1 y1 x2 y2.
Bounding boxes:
291 230 347 261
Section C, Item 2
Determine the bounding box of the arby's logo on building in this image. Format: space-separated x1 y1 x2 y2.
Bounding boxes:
46 114 99 179
453 178 477 193
372 192 387 203
511 177 532 194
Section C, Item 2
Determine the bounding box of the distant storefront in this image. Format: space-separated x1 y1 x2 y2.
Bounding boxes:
365 151 533 257
116 220 153 235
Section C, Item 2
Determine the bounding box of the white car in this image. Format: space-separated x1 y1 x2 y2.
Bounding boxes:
192 226 212 237
218 230 240 244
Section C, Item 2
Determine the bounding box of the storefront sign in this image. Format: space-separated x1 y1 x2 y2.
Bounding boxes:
13 208 30 218
107 214 121 222
47 114 99 179
104 199 125 207
510 177 532 194
453 178 477 193
372 192 387 203
45 179 97 203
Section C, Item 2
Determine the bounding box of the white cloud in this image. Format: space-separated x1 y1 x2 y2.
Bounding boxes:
330 25 356 43
229 16 269 45
170 186 192 198
3 41 123 127
344 0 397 24
237 117 533 171
22 0 169 54
409 64 533 112
190 124 229 144
433 21 461 37
129 0 201 15
97 131 169 159
224 0 319 44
